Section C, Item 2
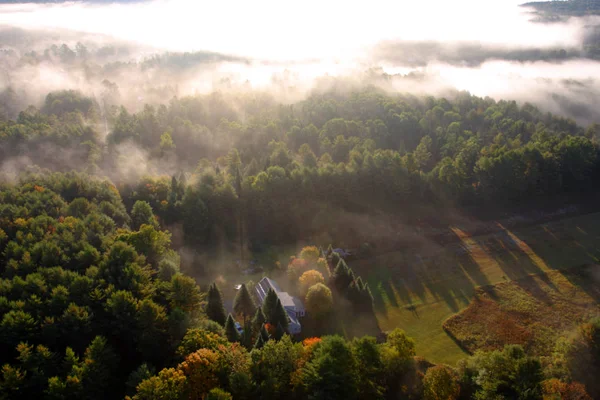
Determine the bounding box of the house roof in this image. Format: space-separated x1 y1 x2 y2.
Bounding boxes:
256 277 282 303
256 277 305 313
278 292 297 309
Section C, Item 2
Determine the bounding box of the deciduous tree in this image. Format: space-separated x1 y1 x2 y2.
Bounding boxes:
305 283 333 319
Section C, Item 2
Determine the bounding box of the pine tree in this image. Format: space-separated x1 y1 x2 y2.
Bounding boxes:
233 283 256 324
206 283 227 326
241 320 253 350
347 279 361 309
361 282 375 313
330 259 355 294
225 314 240 343
272 298 289 332
251 308 266 336
274 322 286 341
261 288 279 323
253 334 265 350
81 336 119 400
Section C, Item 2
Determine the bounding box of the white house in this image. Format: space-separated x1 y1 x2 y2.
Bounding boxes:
255 277 305 335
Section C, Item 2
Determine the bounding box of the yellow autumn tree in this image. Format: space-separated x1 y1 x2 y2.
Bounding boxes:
299 246 320 266
298 270 325 297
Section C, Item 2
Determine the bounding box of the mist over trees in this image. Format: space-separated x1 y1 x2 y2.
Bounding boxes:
1 0 600 398
2 86 600 253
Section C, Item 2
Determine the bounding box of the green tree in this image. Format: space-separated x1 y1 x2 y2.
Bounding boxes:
67 198 92 219
465 345 543 400
225 314 240 343
272 299 289 332
423 365 460 400
206 388 232 400
305 283 333 319
0 310 37 351
136 299 169 364
80 336 119 400
168 274 203 313
329 260 354 294
160 130 176 153
261 289 279 324
259 324 270 343
352 336 385 399
131 201 158 230
254 334 265 350
126 364 156 397
381 328 416 393
301 336 359 400
233 284 256 324
251 308 266 337
250 335 300 399
206 283 227 326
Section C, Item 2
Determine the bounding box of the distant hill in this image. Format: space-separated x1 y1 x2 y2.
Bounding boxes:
522 0 600 17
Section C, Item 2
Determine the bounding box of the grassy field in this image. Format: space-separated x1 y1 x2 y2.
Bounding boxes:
443 265 600 356
352 212 600 365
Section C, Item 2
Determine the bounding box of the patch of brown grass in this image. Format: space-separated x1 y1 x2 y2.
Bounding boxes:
443 265 600 356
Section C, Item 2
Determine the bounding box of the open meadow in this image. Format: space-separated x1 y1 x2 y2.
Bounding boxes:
353 212 600 364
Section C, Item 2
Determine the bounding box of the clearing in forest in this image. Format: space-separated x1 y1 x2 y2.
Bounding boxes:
352 212 600 364
443 265 600 356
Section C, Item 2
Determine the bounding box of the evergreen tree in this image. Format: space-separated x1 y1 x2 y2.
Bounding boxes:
81 336 119 400
347 280 362 310
241 320 253 349
225 314 240 343
254 334 265 350
274 322 286 341
233 283 256 324
272 299 289 332
131 200 158 230
330 260 355 294
206 283 227 326
360 282 375 313
261 288 279 323
251 308 266 336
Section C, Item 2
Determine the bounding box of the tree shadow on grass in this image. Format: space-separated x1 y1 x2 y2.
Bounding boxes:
371 229 495 313
560 263 600 304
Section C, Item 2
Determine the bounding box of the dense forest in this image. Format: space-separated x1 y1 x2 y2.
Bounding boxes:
2 87 599 252
2 0 600 397
0 83 599 398
0 174 599 399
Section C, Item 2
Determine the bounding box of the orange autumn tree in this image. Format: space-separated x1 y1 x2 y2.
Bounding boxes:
179 349 220 399
542 378 592 400
287 258 309 282
291 337 323 389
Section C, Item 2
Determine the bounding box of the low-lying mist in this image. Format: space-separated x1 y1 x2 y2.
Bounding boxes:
0 0 599 126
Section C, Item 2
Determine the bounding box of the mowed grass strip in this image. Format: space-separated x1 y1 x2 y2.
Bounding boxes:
353 212 600 364
443 265 600 356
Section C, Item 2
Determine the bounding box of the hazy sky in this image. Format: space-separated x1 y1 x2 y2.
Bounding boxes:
1 0 600 125
0 0 587 60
